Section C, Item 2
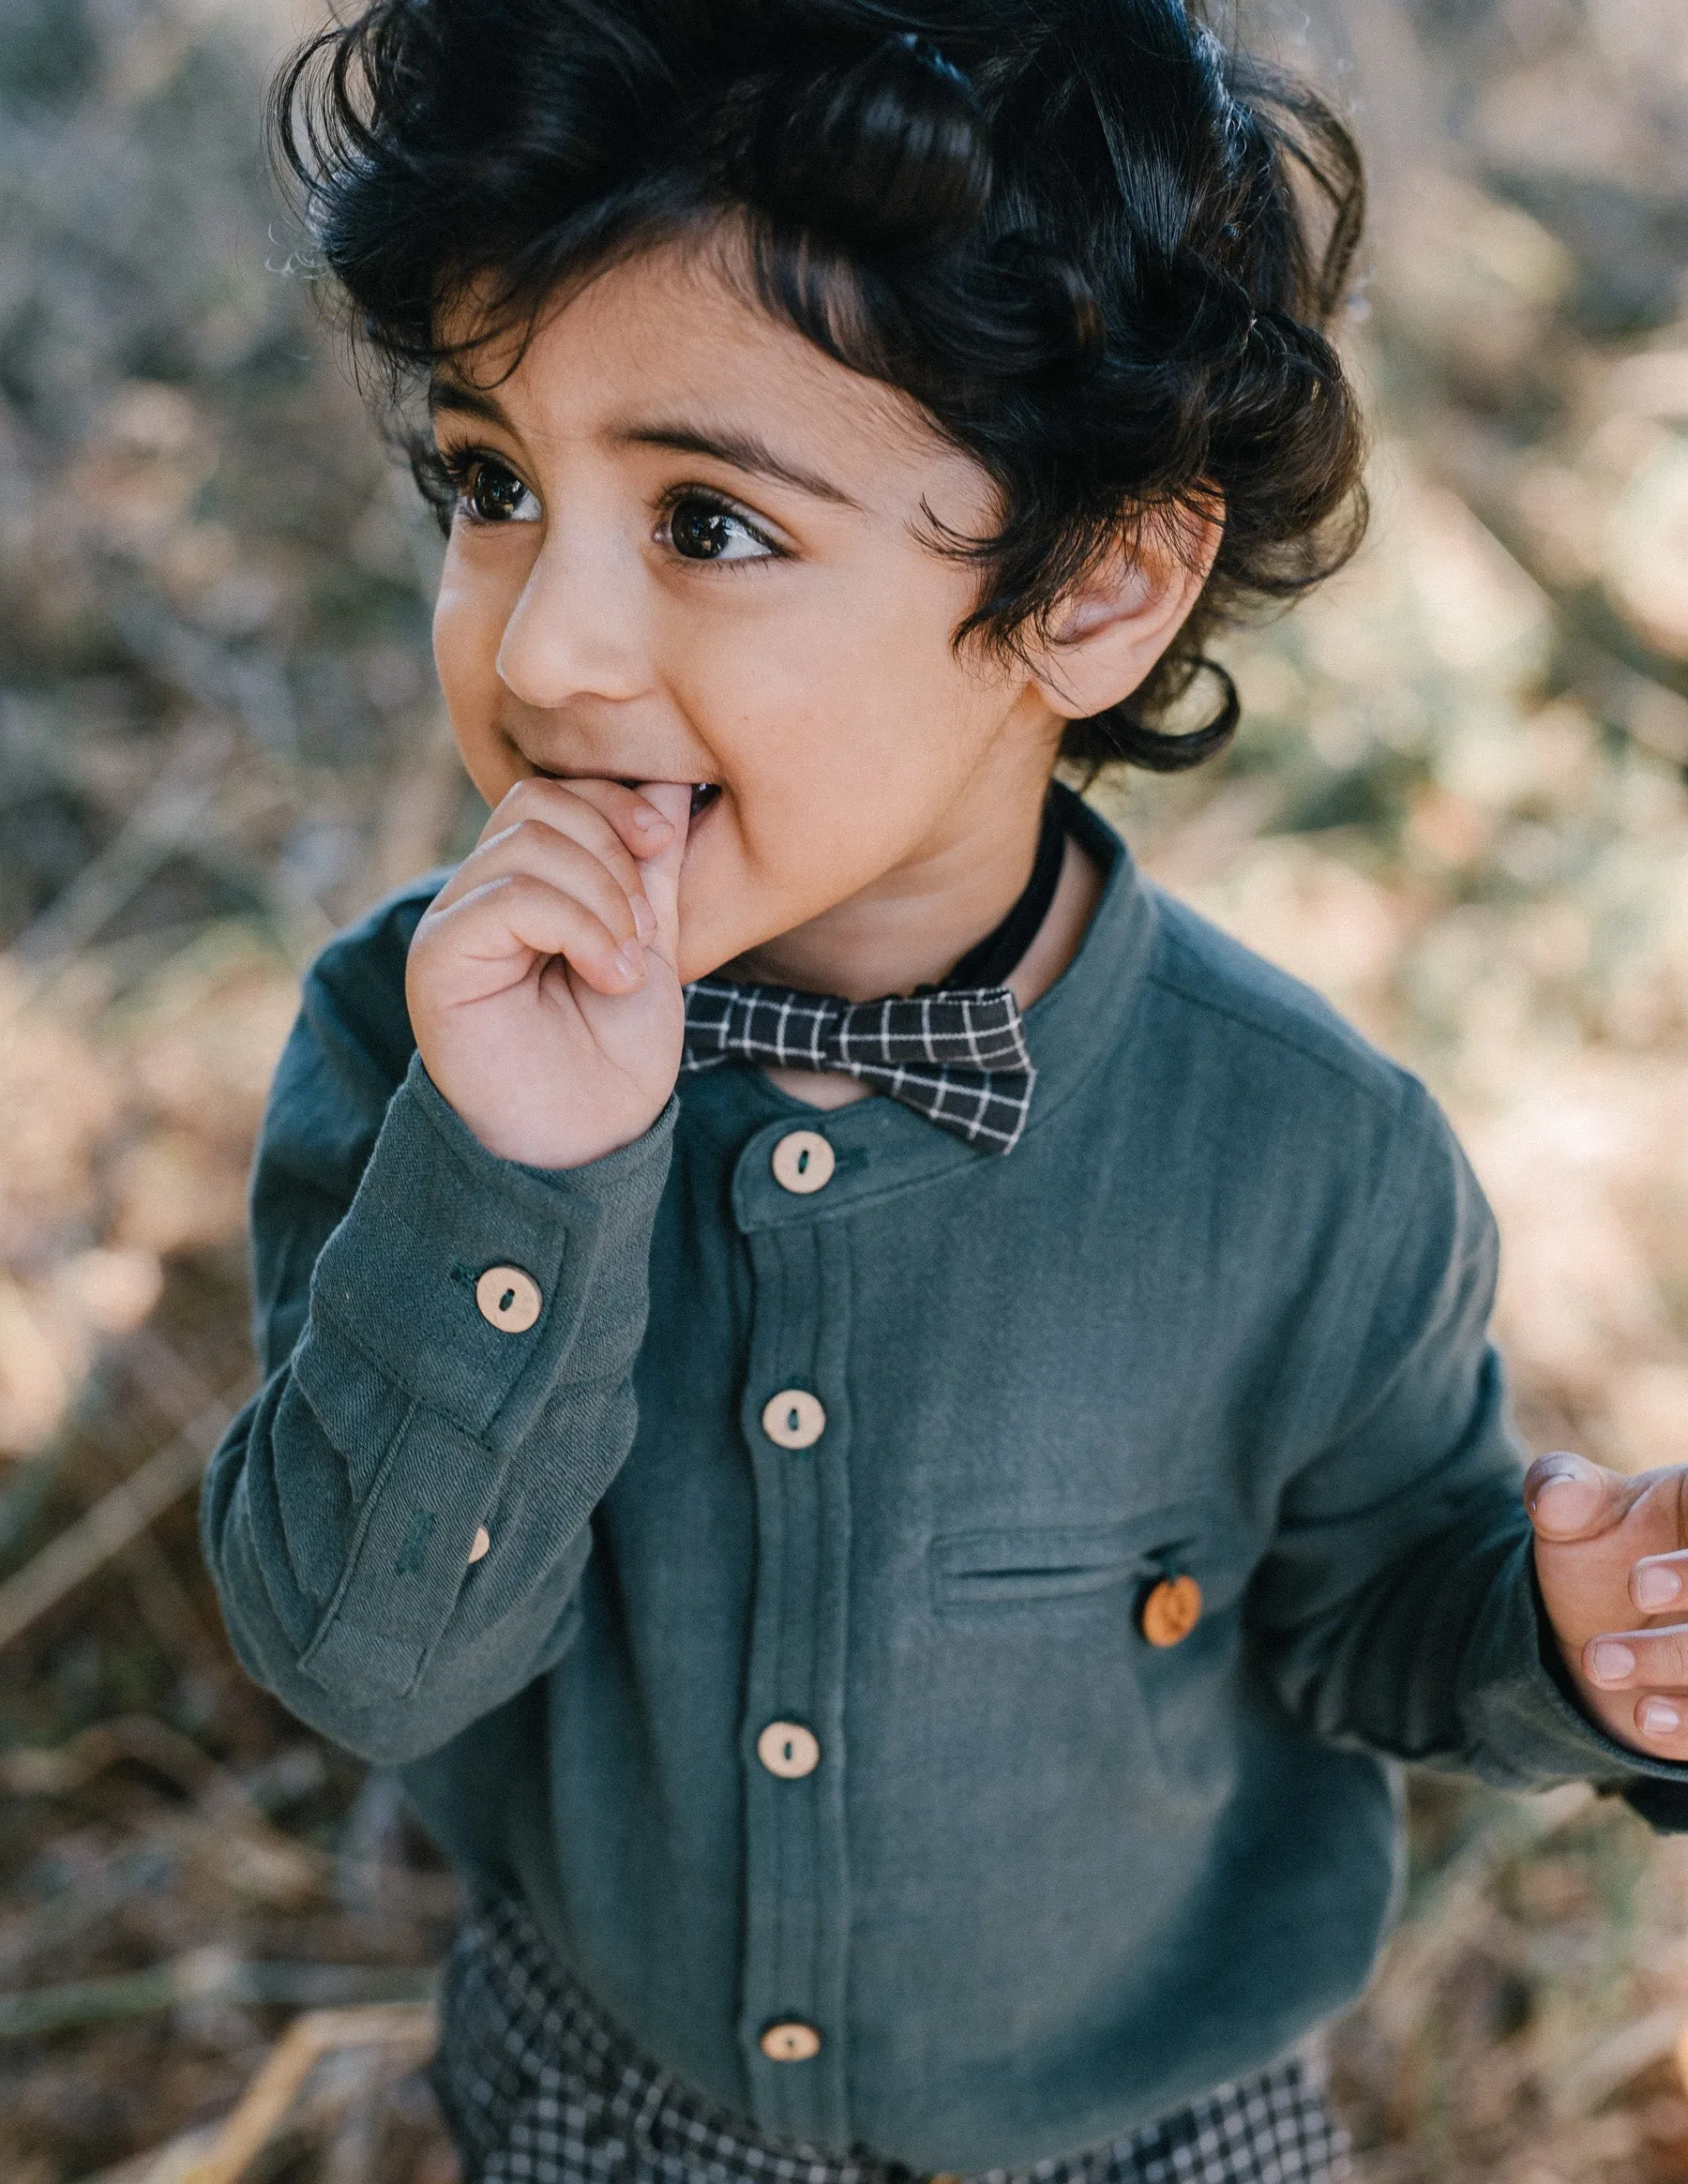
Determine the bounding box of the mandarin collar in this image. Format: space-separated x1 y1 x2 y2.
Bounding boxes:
677 783 1159 1228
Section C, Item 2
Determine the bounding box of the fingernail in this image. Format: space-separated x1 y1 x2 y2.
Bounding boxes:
1590 1640 1636 1682
1641 1697 1682 1737
1636 1563 1683 1610
1531 1470 1598 1524
614 940 645 982
631 804 671 833
631 895 656 941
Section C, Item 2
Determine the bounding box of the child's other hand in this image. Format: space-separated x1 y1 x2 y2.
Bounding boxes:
1527 1450 1688 1759
407 776 689 1167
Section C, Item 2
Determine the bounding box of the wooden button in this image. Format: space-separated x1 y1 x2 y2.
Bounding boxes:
468 1526 491 1564
771 1130 836 1195
757 1721 821 1779
1140 1574 1202 1648
760 2020 821 2062
475 1265 542 1333
761 1390 826 1449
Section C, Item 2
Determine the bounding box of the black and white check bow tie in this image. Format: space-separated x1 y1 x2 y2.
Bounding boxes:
681 977 1037 1153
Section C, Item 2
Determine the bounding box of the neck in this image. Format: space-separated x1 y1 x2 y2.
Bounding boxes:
724 746 1065 1003
736 777 1108 1114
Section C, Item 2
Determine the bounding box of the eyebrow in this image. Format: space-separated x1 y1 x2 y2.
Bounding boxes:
612 423 860 508
428 377 512 427
426 385 861 511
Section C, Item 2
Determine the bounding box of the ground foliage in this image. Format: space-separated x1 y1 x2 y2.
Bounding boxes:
0 0 1685 2177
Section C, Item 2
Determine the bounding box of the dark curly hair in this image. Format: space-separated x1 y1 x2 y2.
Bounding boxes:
273 0 1367 773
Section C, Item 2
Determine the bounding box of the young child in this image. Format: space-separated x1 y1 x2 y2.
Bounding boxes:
203 5 1688 2179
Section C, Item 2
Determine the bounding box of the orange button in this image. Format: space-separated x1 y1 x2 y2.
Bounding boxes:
760 2020 821 2062
1141 1574 1202 1648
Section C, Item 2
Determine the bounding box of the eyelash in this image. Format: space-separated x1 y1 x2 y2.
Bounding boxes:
429 444 537 528
652 483 786 567
423 443 788 567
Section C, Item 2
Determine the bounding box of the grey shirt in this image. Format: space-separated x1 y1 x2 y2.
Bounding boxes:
203 789 1688 2173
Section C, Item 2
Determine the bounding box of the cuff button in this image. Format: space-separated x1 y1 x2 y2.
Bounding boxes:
475 1265 542 1333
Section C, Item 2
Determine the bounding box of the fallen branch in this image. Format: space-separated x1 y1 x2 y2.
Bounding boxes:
178 2002 437 2184
0 1711 224 1800
0 1394 234 1652
74 2004 438 2184
0 1949 436 2040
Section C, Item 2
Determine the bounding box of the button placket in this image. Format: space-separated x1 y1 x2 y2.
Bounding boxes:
734 1203 853 2148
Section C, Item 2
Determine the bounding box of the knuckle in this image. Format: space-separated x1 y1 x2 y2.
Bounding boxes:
1633 1631 1688 1685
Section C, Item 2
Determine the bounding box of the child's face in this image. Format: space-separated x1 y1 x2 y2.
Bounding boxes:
429 239 1066 986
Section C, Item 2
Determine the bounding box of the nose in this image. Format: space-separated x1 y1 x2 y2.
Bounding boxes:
493 510 656 711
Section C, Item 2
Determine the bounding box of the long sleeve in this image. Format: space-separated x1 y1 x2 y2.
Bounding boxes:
201 881 676 1765
1251 1077 1688 1827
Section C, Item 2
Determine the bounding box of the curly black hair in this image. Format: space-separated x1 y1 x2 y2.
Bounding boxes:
273 0 1367 773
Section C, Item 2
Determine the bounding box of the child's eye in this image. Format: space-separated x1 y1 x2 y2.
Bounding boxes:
447 453 541 527
659 490 779 565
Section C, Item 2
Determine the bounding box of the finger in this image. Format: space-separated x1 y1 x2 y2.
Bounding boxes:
418 872 647 1000
1582 1620 1688 1694
452 777 664 934
631 780 692 966
526 773 676 861
435 819 647 948
1633 1549 1688 1616
1524 1450 1640 1544
1631 1693 1688 1752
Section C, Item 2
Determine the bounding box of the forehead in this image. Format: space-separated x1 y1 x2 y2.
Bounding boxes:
435 236 985 508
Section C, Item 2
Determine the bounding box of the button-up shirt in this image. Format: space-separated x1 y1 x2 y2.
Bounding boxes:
203 791 1688 2175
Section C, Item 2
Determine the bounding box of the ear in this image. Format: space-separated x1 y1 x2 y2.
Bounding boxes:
1027 505 1223 721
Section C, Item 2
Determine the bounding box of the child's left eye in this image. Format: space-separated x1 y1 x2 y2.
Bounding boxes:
660 492 777 565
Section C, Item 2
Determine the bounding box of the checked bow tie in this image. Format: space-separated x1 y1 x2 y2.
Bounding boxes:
680 978 1037 1154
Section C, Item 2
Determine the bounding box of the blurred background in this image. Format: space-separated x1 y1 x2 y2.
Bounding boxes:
0 0 1685 2176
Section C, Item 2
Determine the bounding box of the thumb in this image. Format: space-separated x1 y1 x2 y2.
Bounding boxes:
633 781 691 969
1524 1450 1637 1544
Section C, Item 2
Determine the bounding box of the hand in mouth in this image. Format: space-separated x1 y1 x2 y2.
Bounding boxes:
602 776 721 819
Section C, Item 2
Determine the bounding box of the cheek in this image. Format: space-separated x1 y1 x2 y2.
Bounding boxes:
671 580 1011 965
433 555 519 799
694 558 995 796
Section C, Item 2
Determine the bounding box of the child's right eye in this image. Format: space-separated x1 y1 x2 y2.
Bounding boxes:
447 454 542 527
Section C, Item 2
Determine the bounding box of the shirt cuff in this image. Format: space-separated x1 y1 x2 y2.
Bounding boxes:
277 1055 675 1702
1461 1527 1688 1828
304 1051 677 1452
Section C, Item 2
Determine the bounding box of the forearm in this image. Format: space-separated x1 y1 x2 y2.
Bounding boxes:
202 1053 676 1763
1272 1474 1688 1816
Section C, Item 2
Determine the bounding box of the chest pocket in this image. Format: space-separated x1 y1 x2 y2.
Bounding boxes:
928 1504 1209 1613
